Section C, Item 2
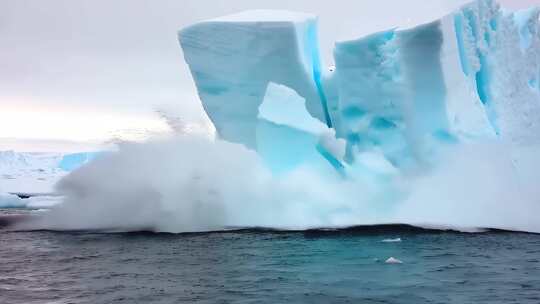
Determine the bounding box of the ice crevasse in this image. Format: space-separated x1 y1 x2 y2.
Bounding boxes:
178 0 540 176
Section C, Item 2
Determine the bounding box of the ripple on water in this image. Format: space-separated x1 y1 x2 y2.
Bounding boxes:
1 222 540 303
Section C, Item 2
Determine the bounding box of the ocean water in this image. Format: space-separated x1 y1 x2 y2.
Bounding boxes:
1 211 540 304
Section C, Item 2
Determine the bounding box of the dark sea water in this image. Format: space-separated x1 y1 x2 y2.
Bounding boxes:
1 210 540 304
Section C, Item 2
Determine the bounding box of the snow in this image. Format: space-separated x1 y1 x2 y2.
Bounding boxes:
210 10 315 23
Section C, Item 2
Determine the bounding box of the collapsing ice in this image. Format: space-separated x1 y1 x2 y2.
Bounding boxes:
19 0 540 234
179 0 540 176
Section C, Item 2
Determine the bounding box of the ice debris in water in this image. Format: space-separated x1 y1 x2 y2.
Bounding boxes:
381 238 402 243
385 257 404 264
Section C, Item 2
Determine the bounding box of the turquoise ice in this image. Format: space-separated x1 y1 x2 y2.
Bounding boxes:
58 152 100 172
179 0 540 175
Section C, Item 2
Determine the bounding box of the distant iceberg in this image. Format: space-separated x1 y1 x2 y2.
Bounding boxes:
0 150 101 195
58 152 101 172
0 193 25 208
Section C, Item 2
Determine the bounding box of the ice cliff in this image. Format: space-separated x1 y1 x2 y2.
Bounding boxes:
179 0 540 176
14 0 540 233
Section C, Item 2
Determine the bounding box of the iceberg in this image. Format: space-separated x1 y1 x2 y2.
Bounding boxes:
0 193 25 208
26 0 540 234
58 152 100 172
179 0 540 174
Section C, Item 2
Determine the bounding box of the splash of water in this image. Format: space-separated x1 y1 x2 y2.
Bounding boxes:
19 134 540 233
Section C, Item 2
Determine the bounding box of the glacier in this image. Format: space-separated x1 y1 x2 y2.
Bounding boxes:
179 0 540 174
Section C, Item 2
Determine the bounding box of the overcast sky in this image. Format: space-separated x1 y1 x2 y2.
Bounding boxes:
0 0 537 150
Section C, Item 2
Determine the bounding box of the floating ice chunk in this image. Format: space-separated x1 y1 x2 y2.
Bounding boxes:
385 257 404 264
381 238 402 243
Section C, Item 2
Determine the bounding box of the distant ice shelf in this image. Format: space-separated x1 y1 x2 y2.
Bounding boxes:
0 151 101 194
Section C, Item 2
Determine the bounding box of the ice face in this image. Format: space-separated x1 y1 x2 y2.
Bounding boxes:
179 0 540 174
179 10 331 150
451 1 540 143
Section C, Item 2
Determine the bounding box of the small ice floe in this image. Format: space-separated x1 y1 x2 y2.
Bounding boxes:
381 238 402 243
385 257 403 264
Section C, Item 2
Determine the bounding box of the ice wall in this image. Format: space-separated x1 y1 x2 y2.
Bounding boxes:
179 0 540 174
333 10 498 167
179 10 332 149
